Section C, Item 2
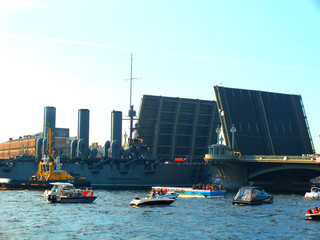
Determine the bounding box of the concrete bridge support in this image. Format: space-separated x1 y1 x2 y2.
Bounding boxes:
210 162 247 191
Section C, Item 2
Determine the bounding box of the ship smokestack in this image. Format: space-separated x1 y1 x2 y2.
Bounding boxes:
43 106 56 150
78 109 90 159
111 110 122 158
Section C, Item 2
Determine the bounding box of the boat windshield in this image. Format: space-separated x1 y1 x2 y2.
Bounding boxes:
51 184 74 192
311 187 320 192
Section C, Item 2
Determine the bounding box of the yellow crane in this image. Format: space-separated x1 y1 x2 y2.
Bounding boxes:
35 127 74 181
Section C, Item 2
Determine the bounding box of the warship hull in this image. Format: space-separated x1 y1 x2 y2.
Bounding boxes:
0 159 211 189
0 177 91 190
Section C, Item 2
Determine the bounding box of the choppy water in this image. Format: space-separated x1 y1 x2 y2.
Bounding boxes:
0 190 319 240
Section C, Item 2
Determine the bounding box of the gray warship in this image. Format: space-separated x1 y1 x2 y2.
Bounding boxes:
0 95 218 189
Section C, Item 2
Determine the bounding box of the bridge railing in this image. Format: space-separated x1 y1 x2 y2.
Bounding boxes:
239 154 320 164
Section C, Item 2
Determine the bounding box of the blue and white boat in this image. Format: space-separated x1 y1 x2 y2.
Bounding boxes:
184 188 227 198
152 186 227 198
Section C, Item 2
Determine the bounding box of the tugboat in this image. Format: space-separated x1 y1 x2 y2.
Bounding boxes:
232 186 273 205
0 128 90 190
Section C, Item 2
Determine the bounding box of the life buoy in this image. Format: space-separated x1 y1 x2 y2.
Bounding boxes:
52 195 57 202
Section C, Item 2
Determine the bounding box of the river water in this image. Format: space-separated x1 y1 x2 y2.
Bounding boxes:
0 190 319 240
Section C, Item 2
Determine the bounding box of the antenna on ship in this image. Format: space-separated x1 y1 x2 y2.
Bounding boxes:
128 54 136 147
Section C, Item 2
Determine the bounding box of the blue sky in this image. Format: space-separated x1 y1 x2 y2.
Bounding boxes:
0 0 319 152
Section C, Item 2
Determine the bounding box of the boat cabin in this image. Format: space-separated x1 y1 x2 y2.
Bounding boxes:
232 186 273 205
49 182 77 196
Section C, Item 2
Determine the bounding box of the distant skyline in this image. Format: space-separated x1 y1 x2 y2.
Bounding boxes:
0 0 319 152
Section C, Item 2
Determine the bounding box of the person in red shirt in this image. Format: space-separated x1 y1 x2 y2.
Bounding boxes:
306 208 313 214
82 189 88 197
88 191 94 197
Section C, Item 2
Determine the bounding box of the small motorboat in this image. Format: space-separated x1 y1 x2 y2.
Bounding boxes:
305 208 320 220
305 187 320 200
232 186 273 205
130 196 176 206
46 182 97 203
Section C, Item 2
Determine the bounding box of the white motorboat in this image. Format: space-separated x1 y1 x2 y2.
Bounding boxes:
305 187 320 200
46 182 97 203
130 196 176 206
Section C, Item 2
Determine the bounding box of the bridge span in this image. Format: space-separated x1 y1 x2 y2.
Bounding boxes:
204 144 320 193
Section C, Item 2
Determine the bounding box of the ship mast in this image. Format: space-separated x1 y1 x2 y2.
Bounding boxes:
128 54 136 147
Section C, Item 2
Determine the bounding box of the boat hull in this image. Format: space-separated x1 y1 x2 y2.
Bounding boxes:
305 213 320 220
304 194 320 200
232 196 274 205
48 195 97 203
184 189 227 198
130 198 175 206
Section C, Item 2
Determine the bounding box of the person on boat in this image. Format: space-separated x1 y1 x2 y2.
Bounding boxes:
82 189 88 197
149 191 156 198
52 186 57 192
313 207 319 214
76 189 82 197
88 191 94 197
306 208 313 214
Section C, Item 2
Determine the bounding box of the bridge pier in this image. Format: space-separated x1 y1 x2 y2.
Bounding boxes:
209 162 247 191
205 144 247 191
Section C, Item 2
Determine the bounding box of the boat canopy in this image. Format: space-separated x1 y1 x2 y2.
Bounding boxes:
234 187 269 201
